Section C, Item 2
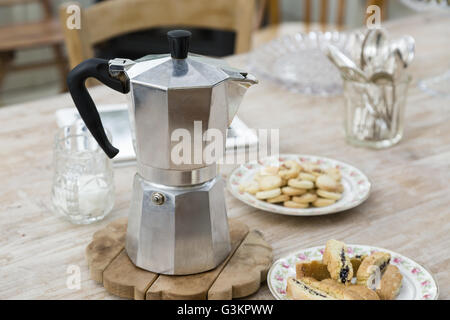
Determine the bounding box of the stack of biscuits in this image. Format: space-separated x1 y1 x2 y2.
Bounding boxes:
286 240 403 300
239 160 344 209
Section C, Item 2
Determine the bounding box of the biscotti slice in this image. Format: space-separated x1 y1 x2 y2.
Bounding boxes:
315 280 376 300
286 277 335 300
356 251 391 286
296 260 330 280
322 239 354 284
312 281 379 300
296 256 366 281
316 279 348 299
302 278 380 300
351 254 367 271
344 285 380 300
376 264 403 300
304 278 365 300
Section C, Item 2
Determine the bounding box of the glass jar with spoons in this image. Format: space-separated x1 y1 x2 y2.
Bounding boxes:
326 29 414 148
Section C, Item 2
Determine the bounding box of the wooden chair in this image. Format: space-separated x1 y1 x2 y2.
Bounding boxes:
255 0 281 29
60 0 256 70
0 0 68 92
304 0 346 30
259 0 388 30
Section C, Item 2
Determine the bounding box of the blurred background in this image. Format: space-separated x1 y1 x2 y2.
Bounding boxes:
0 0 418 106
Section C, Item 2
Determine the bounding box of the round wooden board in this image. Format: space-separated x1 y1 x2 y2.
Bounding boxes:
86 218 273 300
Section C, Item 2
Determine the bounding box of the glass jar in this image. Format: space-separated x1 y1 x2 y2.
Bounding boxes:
51 122 115 224
343 76 411 149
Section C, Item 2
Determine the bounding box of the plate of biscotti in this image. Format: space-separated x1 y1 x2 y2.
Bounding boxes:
268 239 439 300
228 154 371 216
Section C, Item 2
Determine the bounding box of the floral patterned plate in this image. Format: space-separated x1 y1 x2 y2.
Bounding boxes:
227 154 371 216
268 244 439 300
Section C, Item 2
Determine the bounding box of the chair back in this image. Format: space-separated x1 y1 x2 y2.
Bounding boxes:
0 0 53 20
264 0 387 30
60 0 256 69
304 0 387 29
304 0 347 29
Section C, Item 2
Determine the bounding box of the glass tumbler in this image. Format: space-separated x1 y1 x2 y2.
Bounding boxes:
343 76 411 149
51 122 115 224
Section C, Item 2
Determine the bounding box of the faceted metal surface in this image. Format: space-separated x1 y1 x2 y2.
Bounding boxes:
110 54 257 185
123 53 248 89
109 52 256 276
126 174 231 275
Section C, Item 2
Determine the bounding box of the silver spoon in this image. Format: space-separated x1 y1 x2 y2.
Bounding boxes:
392 35 415 68
361 29 388 75
325 44 368 82
346 31 365 68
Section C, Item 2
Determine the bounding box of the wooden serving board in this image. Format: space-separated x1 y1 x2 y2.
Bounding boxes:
86 218 273 300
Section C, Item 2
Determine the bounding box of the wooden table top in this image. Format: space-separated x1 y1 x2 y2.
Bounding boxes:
0 13 449 300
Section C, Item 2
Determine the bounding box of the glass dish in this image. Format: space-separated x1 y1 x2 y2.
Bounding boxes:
249 31 356 96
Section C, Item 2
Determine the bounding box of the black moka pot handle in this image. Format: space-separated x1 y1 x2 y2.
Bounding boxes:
67 58 129 158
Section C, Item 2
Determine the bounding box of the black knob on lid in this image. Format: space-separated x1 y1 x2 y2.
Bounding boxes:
167 30 191 59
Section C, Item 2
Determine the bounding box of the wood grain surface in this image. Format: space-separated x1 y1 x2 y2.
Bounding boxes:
146 220 249 300
85 217 127 283
85 218 271 300
208 230 273 300
103 250 158 300
0 13 449 299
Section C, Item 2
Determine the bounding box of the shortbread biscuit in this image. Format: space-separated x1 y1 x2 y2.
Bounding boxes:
292 193 317 204
259 175 282 191
286 277 335 300
246 162 342 209
322 239 354 284
356 252 391 286
316 189 342 201
239 181 259 194
284 201 308 209
312 198 336 207
261 166 279 176
376 264 402 300
266 194 290 203
288 179 314 189
281 186 307 196
255 188 281 200
316 174 338 192
302 162 324 176
325 168 342 181
279 160 302 180
298 172 316 182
